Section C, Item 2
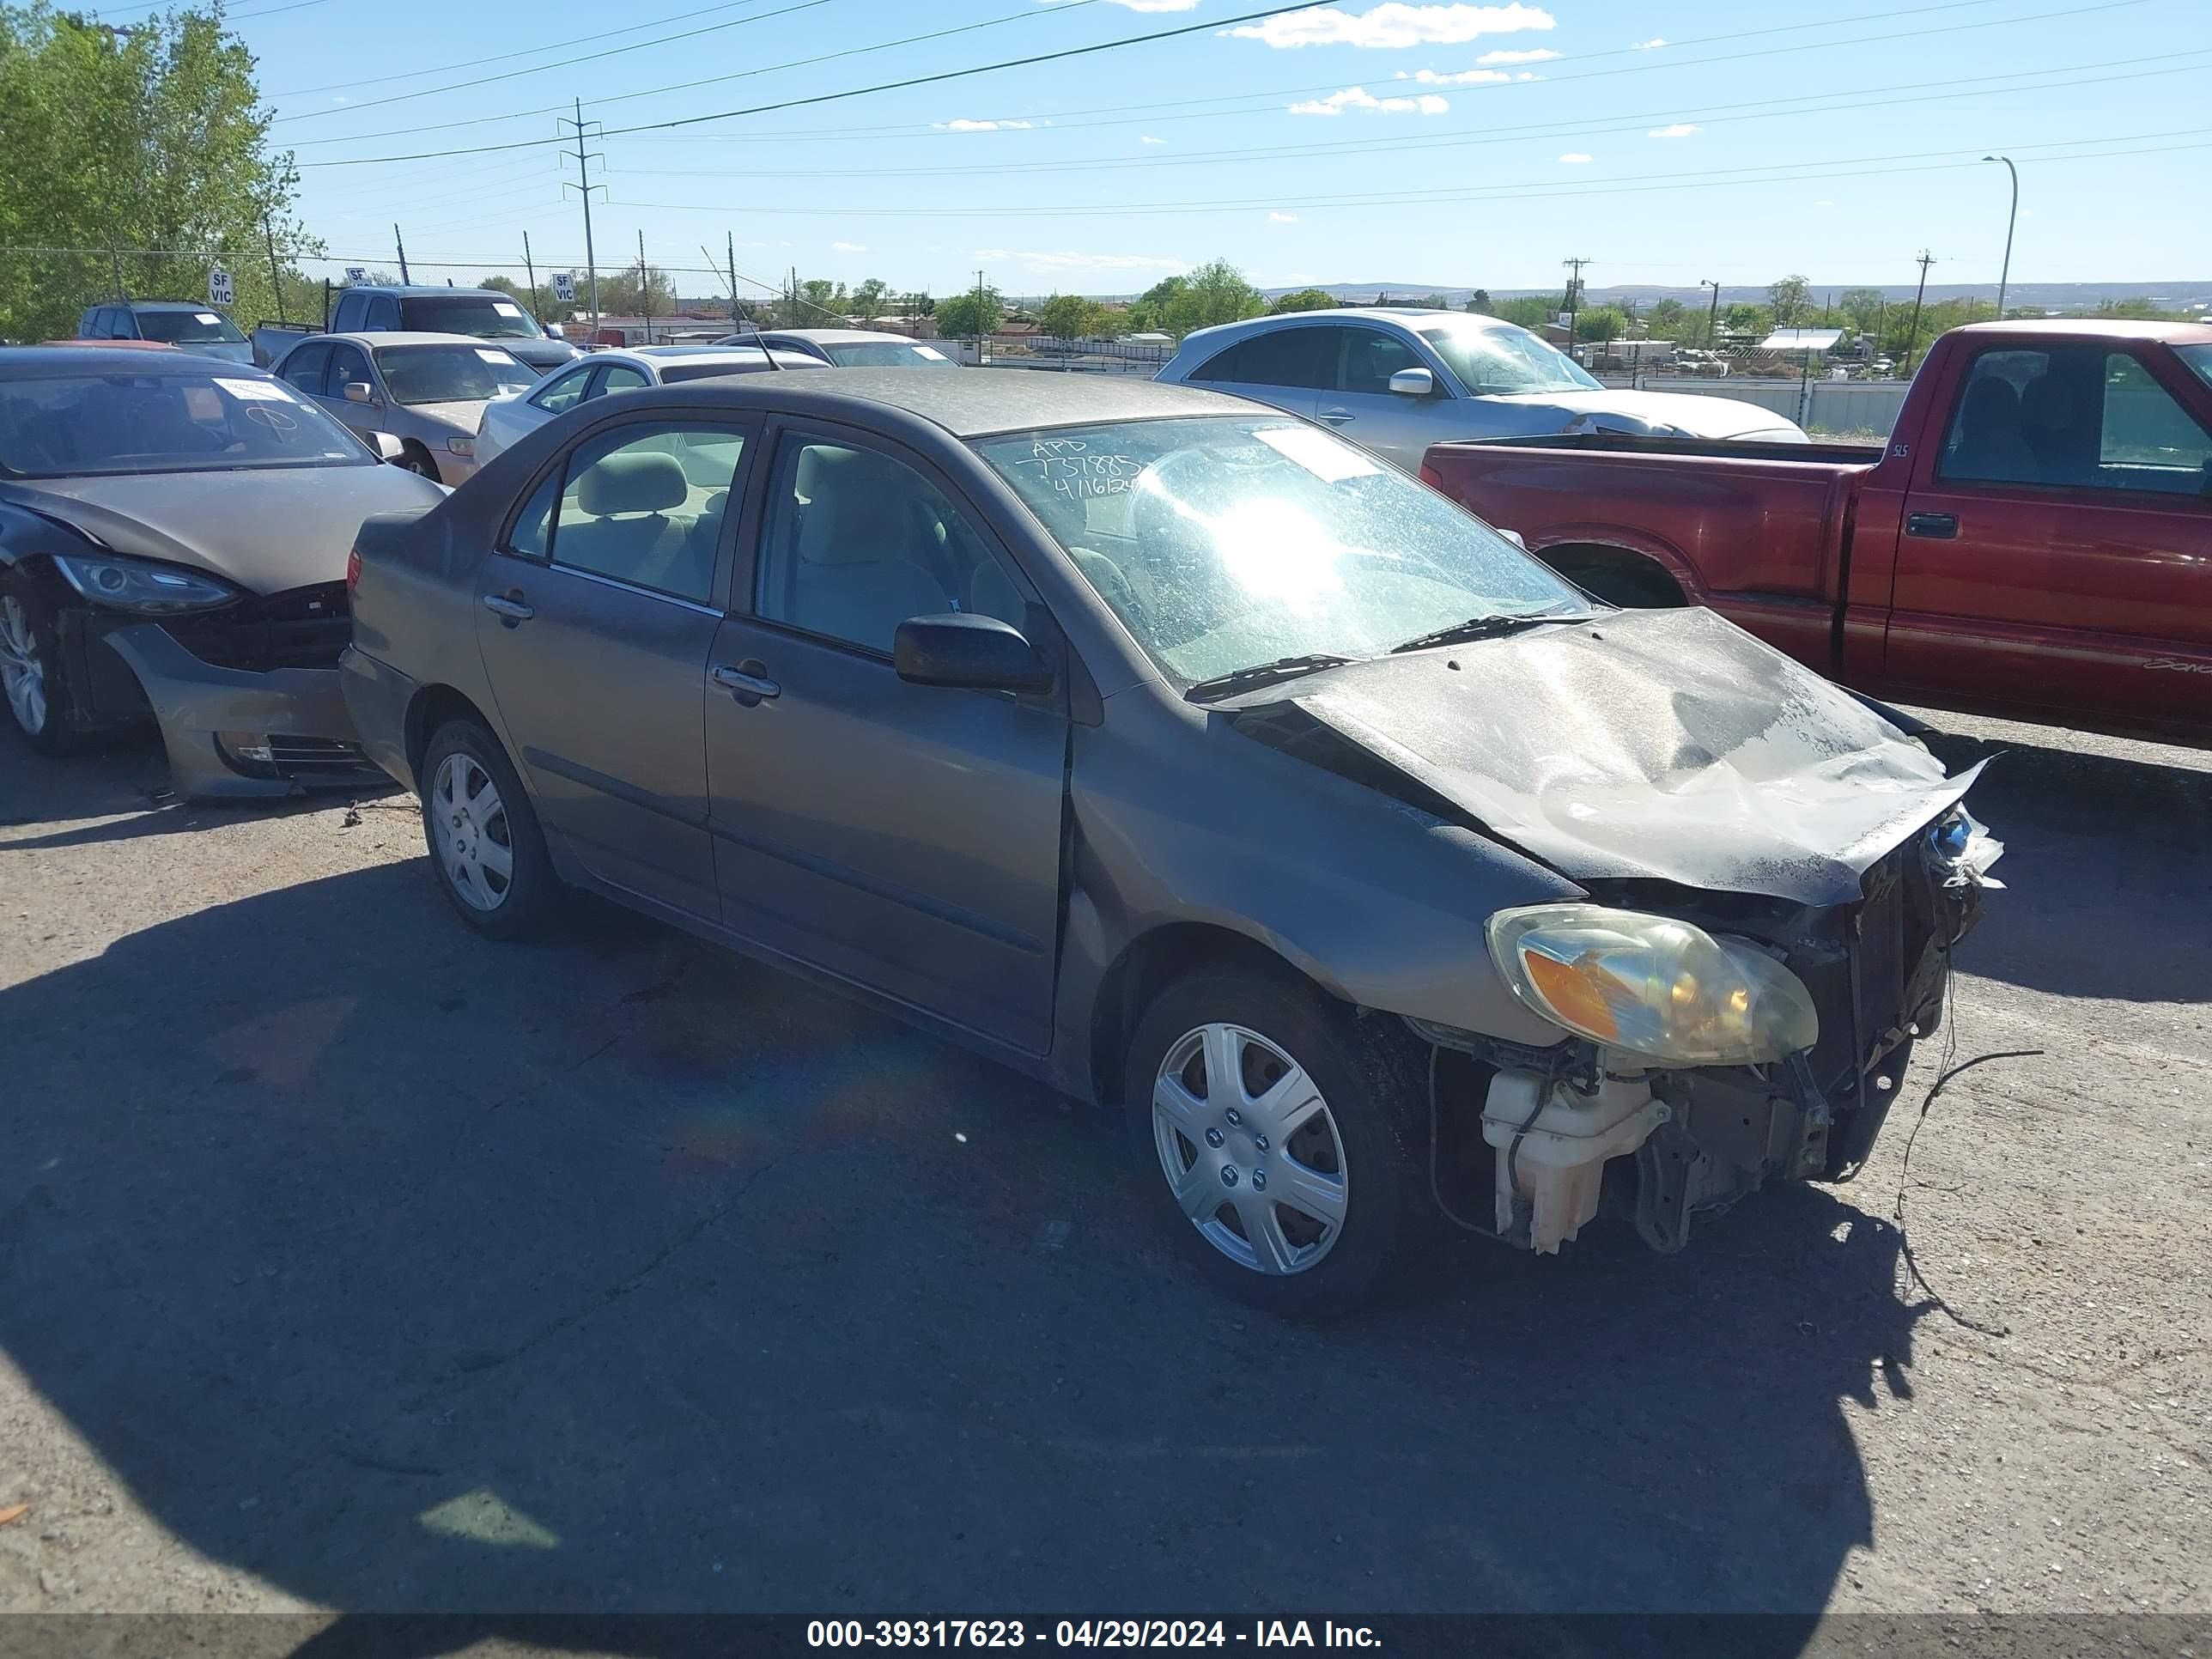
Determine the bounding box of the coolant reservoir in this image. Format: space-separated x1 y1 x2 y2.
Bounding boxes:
1482 1071 1669 1254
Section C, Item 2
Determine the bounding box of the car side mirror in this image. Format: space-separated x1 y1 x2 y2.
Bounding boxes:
343 381 377 405
367 431 406 463
1389 366 1437 398
894 613 1053 694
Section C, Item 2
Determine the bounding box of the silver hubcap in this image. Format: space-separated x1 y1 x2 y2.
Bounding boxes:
0 595 46 735
1152 1023 1348 1275
432 752 515 911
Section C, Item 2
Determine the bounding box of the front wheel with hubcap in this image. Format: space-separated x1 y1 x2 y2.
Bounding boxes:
0 576 78 756
1125 971 1426 1319
419 719 556 939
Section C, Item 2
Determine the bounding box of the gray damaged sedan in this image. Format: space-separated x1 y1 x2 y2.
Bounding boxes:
0 349 445 796
340 372 2002 1316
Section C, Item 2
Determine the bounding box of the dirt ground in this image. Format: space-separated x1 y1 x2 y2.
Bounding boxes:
1 706 2207 1646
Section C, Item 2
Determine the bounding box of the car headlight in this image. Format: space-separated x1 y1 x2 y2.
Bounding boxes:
447 436 474 456
1486 903 1820 1067
51 551 242 616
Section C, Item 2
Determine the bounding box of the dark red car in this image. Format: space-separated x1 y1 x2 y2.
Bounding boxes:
1420 319 2212 745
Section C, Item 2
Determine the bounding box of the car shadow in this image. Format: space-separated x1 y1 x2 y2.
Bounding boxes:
0 732 395 845
0 860 1927 1650
1919 726 2212 1005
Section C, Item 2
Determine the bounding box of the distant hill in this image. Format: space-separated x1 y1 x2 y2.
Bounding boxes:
1230 281 2212 311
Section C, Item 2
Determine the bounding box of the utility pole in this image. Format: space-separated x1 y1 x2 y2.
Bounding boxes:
727 232 738 324
109 242 128 302
637 229 652 344
522 231 539 323
1700 278 1722 349
1905 250 1936 374
393 223 410 285
1562 256 1591 357
975 267 988 364
263 216 287 325
561 100 603 328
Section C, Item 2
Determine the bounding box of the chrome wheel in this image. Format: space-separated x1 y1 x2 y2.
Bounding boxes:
432 750 514 911
0 593 47 736
1152 1023 1348 1275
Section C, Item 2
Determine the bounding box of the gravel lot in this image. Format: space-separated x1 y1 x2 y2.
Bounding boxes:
1 706 2207 1644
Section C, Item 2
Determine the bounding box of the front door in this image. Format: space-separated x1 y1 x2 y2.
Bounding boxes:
1885 339 2212 732
474 416 754 917
703 426 1068 1054
318 340 380 444
1314 325 1438 471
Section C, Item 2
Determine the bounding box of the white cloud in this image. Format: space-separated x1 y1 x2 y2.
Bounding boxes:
1515 70 1541 79
1140 135 1166 144
935 117 1037 131
1631 36 1666 48
975 248 1188 273
1231 2 1554 50
1289 85 1450 115
1646 122 1699 138
1476 46 1559 63
1558 151 1592 163
1396 66 1510 85
1268 211 1299 223
831 241 866 252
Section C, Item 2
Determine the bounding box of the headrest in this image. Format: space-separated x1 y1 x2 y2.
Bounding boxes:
2019 374 2078 434
1960 377 2019 427
794 445 925 565
578 450 687 516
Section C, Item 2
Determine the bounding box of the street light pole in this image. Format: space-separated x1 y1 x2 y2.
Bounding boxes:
1700 278 1721 348
1982 154 2018 320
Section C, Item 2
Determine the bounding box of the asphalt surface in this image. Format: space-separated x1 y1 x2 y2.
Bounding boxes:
0 705 2207 1650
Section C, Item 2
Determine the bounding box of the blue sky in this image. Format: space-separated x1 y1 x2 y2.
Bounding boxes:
210 0 2212 300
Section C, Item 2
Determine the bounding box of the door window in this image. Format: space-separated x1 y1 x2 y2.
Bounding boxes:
547 422 745 604
280 341 333 395
1193 325 1336 391
595 363 650 397
330 293 364 331
1941 344 2212 495
1337 326 1423 396
325 343 374 398
87 309 116 338
363 295 401 331
754 436 1020 654
531 363 593 415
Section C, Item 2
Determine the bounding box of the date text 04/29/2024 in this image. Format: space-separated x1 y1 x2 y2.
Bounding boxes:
805 1620 1382 1649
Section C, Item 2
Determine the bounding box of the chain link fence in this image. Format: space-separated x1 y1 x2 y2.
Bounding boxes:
0 247 328 350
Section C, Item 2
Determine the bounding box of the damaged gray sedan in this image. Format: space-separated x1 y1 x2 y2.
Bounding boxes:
0 348 445 796
340 373 2002 1317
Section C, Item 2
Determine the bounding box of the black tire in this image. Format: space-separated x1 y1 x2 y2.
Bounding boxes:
398 445 441 483
1553 559 1685 610
0 570 81 757
1123 969 1429 1321
418 718 559 939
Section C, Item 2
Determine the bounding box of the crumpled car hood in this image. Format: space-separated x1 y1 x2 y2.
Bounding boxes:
1485 387 1807 441
1236 605 1979 905
8 465 443 595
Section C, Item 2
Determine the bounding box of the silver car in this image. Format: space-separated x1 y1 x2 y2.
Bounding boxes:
469 343 826 471
0 348 444 797
270 331 538 487
713 327 957 368
1156 307 1806 471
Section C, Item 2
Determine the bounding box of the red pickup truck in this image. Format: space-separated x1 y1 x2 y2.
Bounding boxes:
1420 320 2212 745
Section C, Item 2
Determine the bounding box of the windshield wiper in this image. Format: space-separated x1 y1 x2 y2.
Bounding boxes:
1388 611 1583 654
1184 653 1356 701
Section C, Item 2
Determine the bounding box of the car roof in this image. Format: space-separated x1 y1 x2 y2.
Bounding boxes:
1950 318 2212 345
318 331 531 350
625 343 785 359
106 300 223 313
1176 306 1506 350
592 346 827 372
753 329 925 345
346 284 511 298
2 344 258 375
605 366 1260 437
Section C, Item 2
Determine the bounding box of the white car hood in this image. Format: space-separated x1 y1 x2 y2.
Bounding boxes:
1486 387 1806 441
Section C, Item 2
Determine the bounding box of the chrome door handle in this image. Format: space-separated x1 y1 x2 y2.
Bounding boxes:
710 663 781 702
482 592 535 623
1317 408 1353 424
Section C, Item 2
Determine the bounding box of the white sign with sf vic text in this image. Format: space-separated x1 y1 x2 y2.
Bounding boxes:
552 271 575 302
207 267 234 307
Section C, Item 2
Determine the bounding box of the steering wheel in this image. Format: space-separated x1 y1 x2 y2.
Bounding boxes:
244 404 297 432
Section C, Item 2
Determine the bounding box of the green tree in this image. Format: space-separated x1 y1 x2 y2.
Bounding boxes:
1495 295 1555 331
1414 293 1451 311
1644 297 1688 338
1161 259 1264 339
934 286 1005 342
897 290 935 320
848 276 890 321
1126 275 1188 332
479 274 568 325
592 264 678 319
1837 286 1886 333
1574 305 1629 343
1037 292 1109 341
1267 288 1339 314
0 2 317 343
1464 288 1493 313
1768 274 1814 326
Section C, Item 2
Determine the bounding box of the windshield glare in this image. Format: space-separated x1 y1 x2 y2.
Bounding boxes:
1418 320 1601 395
378 344 536 404
0 371 369 477
979 416 1585 688
823 341 957 368
135 309 248 345
2179 343 2212 392
399 295 542 340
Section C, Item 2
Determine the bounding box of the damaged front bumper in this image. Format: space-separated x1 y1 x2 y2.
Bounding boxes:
1429 808 1998 1255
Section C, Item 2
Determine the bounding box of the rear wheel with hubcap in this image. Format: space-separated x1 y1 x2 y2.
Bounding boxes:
0 575 79 756
1125 971 1426 1319
419 719 557 938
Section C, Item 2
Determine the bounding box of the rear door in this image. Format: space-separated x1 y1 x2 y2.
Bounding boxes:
473 413 756 918
1183 325 1334 425
702 422 1068 1054
1314 325 1437 471
1885 338 2212 733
